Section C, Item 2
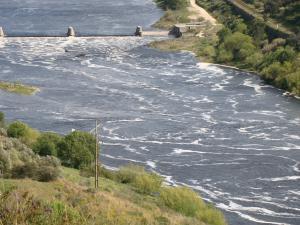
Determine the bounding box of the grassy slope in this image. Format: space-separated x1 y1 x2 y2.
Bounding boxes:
0 81 39 95
0 167 205 225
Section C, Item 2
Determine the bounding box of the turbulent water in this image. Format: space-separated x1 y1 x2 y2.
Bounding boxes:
0 1 299 225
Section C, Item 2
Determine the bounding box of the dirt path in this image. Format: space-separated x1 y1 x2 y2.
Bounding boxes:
188 0 216 25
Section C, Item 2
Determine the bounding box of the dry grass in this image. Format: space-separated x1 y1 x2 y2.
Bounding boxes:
0 168 206 225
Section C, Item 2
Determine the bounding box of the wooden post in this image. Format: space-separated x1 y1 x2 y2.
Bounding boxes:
95 120 99 188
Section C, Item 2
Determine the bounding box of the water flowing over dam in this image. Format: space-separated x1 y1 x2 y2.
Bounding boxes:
0 0 299 225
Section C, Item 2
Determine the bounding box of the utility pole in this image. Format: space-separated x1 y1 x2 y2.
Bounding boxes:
95 120 99 188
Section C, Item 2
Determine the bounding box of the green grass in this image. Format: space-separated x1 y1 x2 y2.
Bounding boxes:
0 81 39 95
153 9 190 29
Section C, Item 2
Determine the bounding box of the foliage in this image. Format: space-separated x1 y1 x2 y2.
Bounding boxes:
155 0 188 10
33 132 62 157
0 112 4 127
160 187 227 225
11 158 60 182
57 131 95 169
160 187 205 217
0 134 60 181
7 121 40 146
216 31 257 63
113 165 162 195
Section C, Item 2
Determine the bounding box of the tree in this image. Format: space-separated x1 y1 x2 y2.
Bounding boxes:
58 131 96 169
33 132 62 157
222 32 257 61
264 0 280 16
249 19 266 45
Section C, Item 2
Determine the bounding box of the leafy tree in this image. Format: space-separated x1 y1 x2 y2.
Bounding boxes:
249 19 266 45
264 0 280 16
33 132 62 157
219 32 257 62
58 131 96 169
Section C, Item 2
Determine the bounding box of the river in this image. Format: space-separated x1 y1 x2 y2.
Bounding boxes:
0 0 299 225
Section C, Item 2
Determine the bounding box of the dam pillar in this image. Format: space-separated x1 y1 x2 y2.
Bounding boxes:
67 26 76 37
0 27 5 37
135 26 143 37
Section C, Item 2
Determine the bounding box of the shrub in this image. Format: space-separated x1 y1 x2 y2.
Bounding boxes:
116 165 144 184
57 131 95 169
11 156 60 182
196 204 228 225
160 187 205 217
33 132 62 157
7 121 40 146
156 0 188 10
115 165 162 194
7 121 28 138
133 172 162 194
160 187 227 225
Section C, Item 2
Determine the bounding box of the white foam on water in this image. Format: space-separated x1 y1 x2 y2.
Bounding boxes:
197 62 227 75
146 161 156 169
243 78 265 95
258 176 300 182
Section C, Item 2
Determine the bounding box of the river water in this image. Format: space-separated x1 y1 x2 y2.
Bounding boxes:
0 1 299 225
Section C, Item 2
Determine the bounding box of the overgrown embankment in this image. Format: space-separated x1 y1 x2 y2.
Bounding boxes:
0 112 227 225
151 0 300 96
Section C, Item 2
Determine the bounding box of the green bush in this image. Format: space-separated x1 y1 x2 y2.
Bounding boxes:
196 204 228 225
57 131 95 169
33 132 62 157
7 121 28 138
155 0 188 10
160 187 205 217
116 165 144 184
160 187 227 225
115 165 162 194
133 172 162 194
7 121 40 146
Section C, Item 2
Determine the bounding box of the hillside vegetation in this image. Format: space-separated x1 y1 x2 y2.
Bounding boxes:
0 112 227 225
152 0 300 96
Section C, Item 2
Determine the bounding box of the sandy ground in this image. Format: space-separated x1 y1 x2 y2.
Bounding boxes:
188 0 216 25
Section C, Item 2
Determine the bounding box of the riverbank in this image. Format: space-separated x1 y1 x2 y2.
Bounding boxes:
151 0 300 97
0 113 227 225
0 81 39 95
